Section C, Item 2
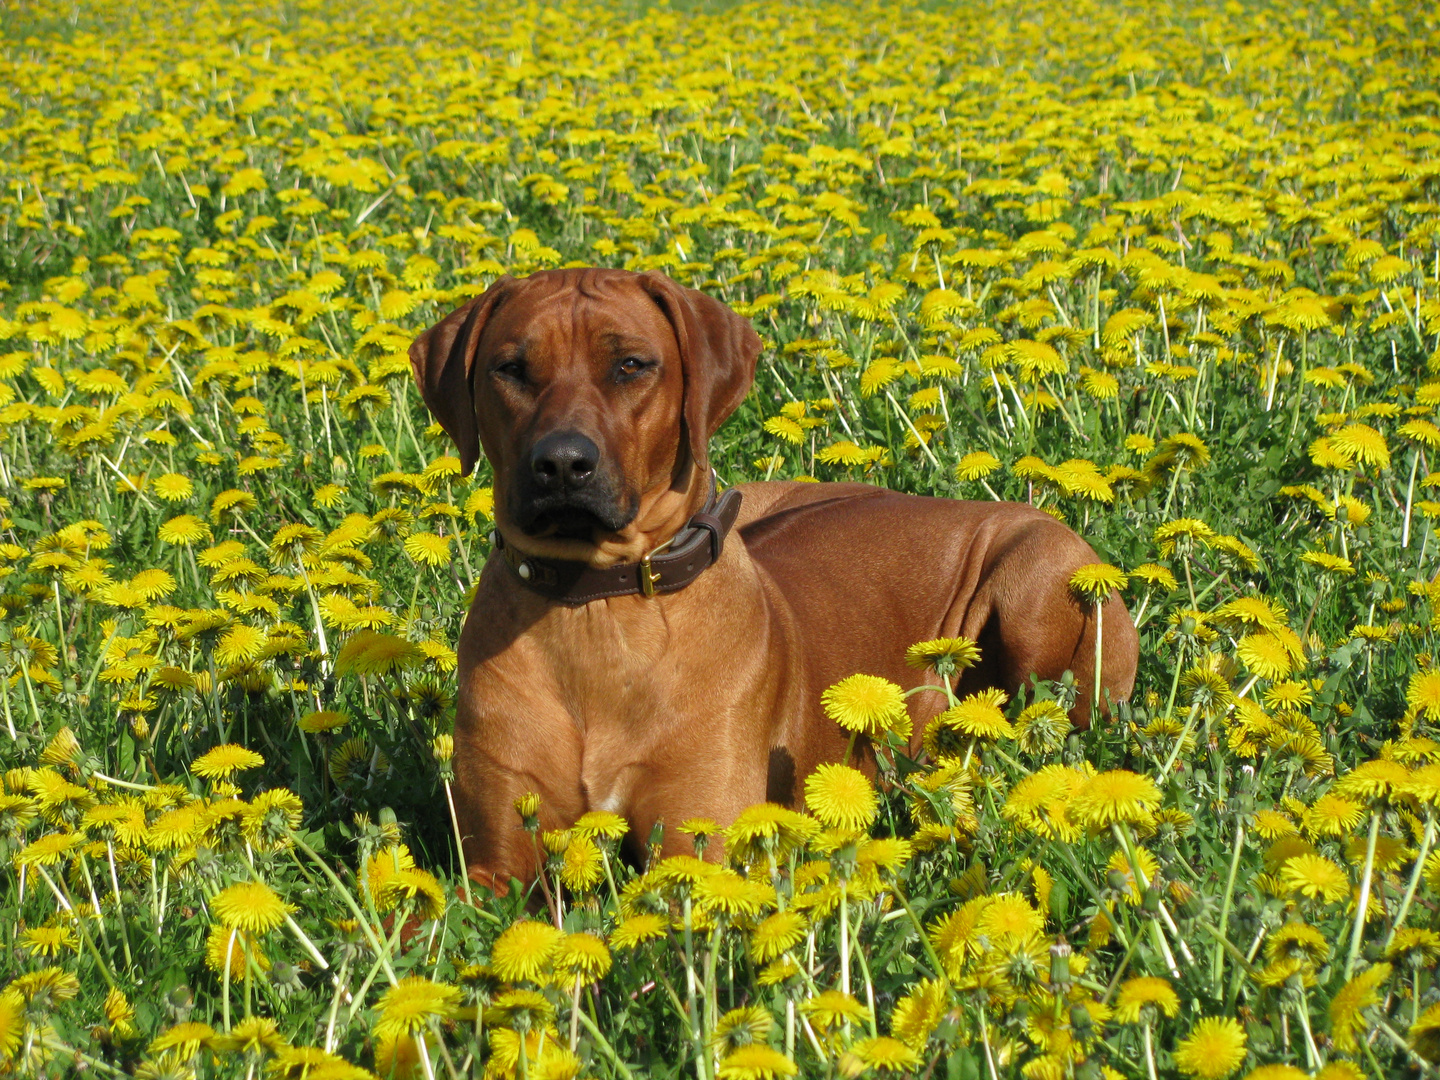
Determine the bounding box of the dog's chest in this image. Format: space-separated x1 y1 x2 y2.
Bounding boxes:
531 601 690 734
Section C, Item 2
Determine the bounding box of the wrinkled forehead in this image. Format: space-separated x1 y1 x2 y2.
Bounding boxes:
479 271 677 359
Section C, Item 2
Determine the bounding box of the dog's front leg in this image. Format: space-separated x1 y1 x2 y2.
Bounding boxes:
622 739 773 864
450 703 586 897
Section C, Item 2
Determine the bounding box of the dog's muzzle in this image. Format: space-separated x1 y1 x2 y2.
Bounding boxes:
513 430 634 537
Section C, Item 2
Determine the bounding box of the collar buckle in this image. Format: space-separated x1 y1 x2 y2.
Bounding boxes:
638 552 661 597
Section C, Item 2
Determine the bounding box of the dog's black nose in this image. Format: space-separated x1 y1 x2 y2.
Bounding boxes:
530 431 599 491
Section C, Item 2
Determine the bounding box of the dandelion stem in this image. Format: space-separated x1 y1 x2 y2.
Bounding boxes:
323 956 351 1052
572 1006 636 1080
1403 449 1420 548
1155 703 1201 781
1293 978 1321 1069
1386 807 1435 946
888 882 946 978
32 862 116 989
442 778 473 908
1344 810 1381 979
1112 823 1178 976
289 834 397 985
222 927 236 1030
1212 820 1246 988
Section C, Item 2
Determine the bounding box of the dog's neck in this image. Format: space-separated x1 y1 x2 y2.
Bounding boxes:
497 464 712 569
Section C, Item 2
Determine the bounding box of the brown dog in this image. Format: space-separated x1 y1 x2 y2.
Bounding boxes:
409 268 1138 888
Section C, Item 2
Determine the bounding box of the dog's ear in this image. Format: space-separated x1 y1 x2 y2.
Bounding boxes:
639 271 761 474
408 277 513 476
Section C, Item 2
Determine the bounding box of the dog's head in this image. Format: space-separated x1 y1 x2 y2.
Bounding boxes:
409 268 761 565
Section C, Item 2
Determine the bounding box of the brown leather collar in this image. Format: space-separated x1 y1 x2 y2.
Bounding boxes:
493 484 743 605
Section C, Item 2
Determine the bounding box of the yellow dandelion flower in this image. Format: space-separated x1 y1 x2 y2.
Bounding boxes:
313 483 347 509
804 763 877 833
801 990 870 1031
694 869 772 919
403 531 452 567
716 1045 797 1080
0 990 24 1060
215 1016 287 1057
573 810 629 841
1334 758 1412 801
1069 563 1128 603
850 1037 921 1072
210 489 259 523
1114 976 1181 1024
955 451 1001 481
889 978 948 1049
215 623 267 667
1130 563 1178 591
1281 853 1351 902
976 893 1045 942
334 630 421 677
1302 793 1365 837
1330 423 1390 470
559 836 606 893
1410 1002 1440 1062
212 880 293 934
298 710 349 733
1251 810 1297 839
205 926 270 980
152 473 193 502
940 689 1015 743
490 920 563 983
1068 769 1161 830
1173 1016 1247 1079
1236 633 1294 681
820 673 907 737
710 1005 773 1056
905 636 981 674
191 744 264 780
1239 1066 1308 1080
1406 669 1440 721
17 831 85 867
158 514 212 546
21 924 79 957
1014 700 1072 756
149 1021 219 1059
556 932 611 981
374 976 462 1039
749 910 807 963
1301 550 1355 575
610 914 669 949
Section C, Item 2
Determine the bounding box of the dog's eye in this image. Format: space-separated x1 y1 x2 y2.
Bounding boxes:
615 357 650 380
493 360 525 382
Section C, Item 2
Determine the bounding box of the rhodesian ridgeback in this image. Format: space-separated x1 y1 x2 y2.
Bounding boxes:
409 268 1138 887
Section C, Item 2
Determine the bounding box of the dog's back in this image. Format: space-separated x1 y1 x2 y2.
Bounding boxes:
733 480 1137 749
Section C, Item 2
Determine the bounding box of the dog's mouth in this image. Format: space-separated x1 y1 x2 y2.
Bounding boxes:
528 505 611 540
515 493 636 541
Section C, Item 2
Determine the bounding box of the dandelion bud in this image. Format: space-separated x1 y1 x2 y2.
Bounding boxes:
430 734 454 763
1141 884 1162 915
513 791 541 831
129 715 151 740
1069 1004 1093 1040
540 828 571 855
1049 940 1072 989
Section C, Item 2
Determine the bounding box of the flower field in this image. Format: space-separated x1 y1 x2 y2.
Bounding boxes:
3 0 1440 1076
